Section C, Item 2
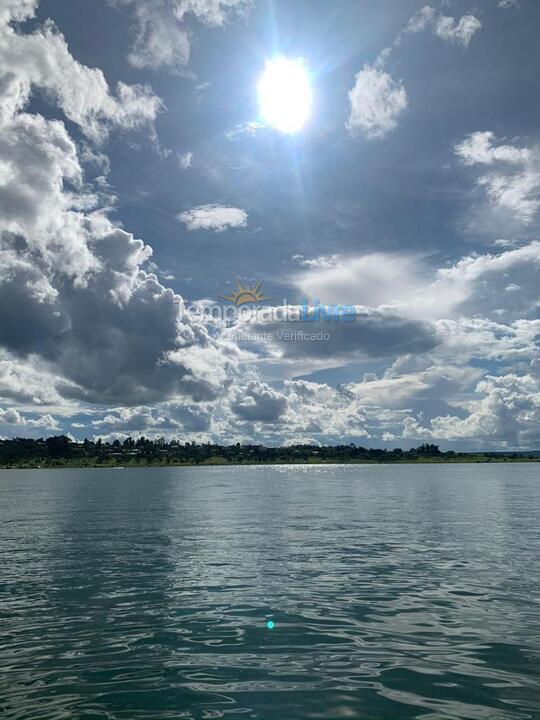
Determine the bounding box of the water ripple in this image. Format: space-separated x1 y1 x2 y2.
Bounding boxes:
1 463 540 719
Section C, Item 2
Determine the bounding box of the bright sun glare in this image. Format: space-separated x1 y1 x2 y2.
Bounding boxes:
257 56 312 134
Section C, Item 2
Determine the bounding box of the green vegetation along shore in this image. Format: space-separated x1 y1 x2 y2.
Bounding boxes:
0 437 539 469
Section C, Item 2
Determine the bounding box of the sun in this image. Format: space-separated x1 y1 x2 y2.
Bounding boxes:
257 56 312 134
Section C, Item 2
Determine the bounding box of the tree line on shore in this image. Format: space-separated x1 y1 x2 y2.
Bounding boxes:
0 436 537 467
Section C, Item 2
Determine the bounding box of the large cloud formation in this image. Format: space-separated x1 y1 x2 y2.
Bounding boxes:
0 2 243 410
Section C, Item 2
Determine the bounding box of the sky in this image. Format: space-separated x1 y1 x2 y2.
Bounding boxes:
0 0 539 450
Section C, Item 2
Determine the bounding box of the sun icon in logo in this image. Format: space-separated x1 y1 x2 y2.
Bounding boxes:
221 280 271 306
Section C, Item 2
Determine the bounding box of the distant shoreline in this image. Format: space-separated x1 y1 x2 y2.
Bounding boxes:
1 457 539 470
2 438 539 469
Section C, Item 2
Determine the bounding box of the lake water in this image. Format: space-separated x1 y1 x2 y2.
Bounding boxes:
1 463 539 719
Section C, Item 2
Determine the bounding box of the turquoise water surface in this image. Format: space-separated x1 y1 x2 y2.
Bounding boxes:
1 463 539 719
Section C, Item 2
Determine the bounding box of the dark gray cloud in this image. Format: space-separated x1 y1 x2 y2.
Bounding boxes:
91 402 212 434
230 380 288 423
249 307 438 361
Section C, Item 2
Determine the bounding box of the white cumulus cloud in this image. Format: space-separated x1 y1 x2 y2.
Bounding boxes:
405 6 482 47
179 151 193 169
178 204 248 232
0 8 161 143
346 66 407 139
456 132 540 223
433 14 482 47
117 0 250 72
